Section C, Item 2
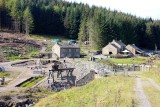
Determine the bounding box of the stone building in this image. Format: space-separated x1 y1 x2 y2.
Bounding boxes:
126 44 144 55
102 43 120 55
102 40 126 55
52 42 80 58
111 40 126 51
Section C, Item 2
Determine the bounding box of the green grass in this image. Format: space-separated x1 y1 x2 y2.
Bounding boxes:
109 56 148 64
24 45 39 52
18 76 44 88
35 75 135 107
143 80 160 107
7 55 31 60
141 68 160 86
153 60 160 66
0 72 10 77
140 68 160 107
96 59 115 66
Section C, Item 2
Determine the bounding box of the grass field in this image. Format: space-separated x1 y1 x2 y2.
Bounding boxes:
35 75 135 107
141 68 160 86
143 81 160 107
109 56 148 64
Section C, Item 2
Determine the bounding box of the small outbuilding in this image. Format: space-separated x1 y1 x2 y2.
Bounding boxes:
52 42 80 58
126 44 144 55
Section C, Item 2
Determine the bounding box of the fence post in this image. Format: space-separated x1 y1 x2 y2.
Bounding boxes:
1 76 5 85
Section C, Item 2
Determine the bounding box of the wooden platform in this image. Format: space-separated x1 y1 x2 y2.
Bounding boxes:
48 68 75 83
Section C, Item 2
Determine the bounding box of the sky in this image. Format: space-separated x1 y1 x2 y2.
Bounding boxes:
65 0 160 19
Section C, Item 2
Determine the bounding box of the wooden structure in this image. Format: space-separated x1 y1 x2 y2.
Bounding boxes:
48 68 75 83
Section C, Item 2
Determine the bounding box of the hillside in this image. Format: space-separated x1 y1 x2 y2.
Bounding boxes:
0 0 160 50
0 33 43 61
35 76 135 107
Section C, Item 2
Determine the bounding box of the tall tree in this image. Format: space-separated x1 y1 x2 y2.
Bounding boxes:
23 6 33 35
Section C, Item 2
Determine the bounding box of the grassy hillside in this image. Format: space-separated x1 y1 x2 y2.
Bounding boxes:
35 76 135 107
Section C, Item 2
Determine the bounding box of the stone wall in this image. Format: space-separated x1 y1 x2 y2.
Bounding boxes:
76 70 95 86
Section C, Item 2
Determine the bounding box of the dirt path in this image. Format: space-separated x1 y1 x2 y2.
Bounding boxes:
135 77 152 107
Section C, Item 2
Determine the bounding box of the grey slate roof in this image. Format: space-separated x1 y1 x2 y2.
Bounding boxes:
110 43 120 49
129 44 144 53
113 40 126 47
57 42 79 49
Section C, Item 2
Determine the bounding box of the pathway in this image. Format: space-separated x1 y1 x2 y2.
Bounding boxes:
135 77 151 107
135 76 160 107
0 60 41 93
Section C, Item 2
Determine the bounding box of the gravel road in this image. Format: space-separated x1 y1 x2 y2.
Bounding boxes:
135 77 151 107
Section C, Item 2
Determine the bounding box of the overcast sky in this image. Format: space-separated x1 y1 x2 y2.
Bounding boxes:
65 0 160 19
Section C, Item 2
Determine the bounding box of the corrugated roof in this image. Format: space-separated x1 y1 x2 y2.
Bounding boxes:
57 42 79 48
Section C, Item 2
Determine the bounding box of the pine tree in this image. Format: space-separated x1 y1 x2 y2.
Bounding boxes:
23 6 34 35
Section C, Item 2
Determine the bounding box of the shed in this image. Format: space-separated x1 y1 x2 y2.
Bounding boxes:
126 44 144 55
